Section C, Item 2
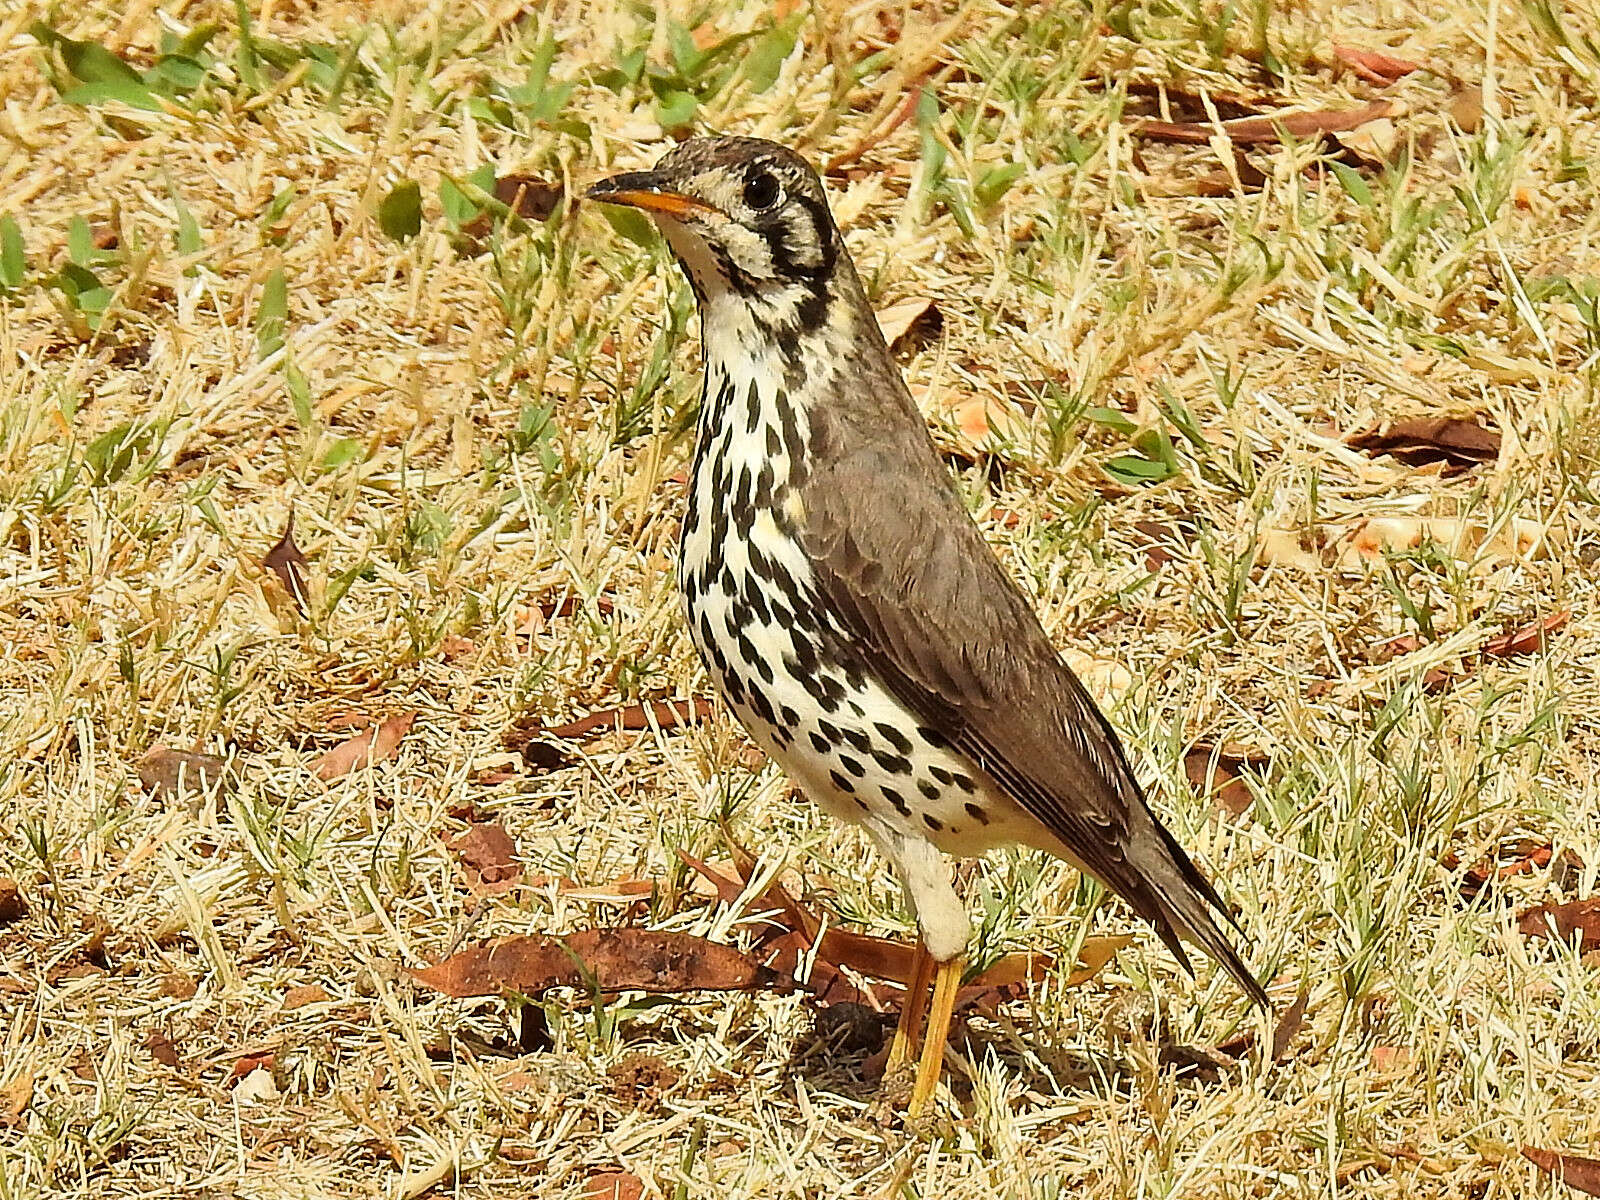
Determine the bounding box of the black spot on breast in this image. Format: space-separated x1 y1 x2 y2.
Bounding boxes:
872 750 911 776
786 630 819 675
880 786 911 817
807 673 846 713
744 380 762 433
780 704 799 726
841 727 870 753
729 475 755 536
929 766 954 786
922 813 944 833
705 637 729 674
838 754 865 779
917 726 950 750
771 564 806 610
809 731 830 754
702 532 724 579
829 769 856 794
742 583 771 624
964 802 990 826
875 723 912 754
919 779 940 801
748 686 776 726
951 773 977 794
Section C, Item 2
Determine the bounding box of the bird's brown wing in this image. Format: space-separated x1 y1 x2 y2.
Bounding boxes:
800 431 1266 1005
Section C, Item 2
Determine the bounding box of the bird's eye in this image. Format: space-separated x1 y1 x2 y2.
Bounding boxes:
743 171 781 211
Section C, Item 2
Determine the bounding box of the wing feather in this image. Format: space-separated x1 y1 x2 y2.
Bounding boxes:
798 426 1266 1005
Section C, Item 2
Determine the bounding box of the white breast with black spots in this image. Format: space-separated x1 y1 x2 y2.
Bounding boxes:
679 338 1034 858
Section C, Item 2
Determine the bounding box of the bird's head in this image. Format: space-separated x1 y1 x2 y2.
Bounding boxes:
586 137 848 331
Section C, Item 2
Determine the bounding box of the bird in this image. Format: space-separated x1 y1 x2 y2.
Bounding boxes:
586 136 1267 1120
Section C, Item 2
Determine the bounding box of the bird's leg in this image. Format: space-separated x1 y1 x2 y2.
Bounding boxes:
907 954 964 1121
883 940 935 1077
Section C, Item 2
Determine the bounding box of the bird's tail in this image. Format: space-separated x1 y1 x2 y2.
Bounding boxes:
1134 819 1270 1009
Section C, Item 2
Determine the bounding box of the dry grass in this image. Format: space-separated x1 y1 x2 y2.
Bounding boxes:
3 0 1600 1195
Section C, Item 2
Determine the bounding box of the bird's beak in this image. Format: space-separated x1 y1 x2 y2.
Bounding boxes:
585 171 719 220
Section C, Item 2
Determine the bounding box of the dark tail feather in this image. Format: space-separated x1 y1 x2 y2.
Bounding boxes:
1141 822 1270 1009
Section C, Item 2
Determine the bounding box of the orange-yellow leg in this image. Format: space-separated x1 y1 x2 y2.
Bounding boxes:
908 954 965 1121
884 941 935 1077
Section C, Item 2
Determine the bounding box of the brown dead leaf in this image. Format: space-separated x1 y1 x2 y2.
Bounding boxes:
1370 1044 1413 1072
584 1172 645 1200
1518 898 1600 953
0 1072 33 1128
229 1051 276 1081
1522 1147 1600 1196
1333 45 1421 85
1451 839 1572 903
160 971 198 999
459 174 563 242
875 297 942 351
956 937 1131 1009
1332 117 1400 166
1269 987 1309 1061
439 634 477 661
510 697 715 768
693 841 1127 1008
607 1052 679 1105
1447 83 1484 132
1132 520 1193 570
493 174 563 222
0 878 26 925
448 822 521 893
545 697 715 740
136 745 229 800
1482 610 1571 659
1133 99 1394 145
281 984 331 1010
1314 515 1545 572
677 851 745 907
1152 147 1269 197
1185 742 1266 818
410 929 785 998
262 513 309 613
145 1031 183 1068
718 837 921 985
560 878 655 904
540 592 617 621
311 711 416 781
1372 633 1426 662
496 172 566 222
1120 79 1269 122
946 395 1029 452
824 82 926 176
1346 417 1500 471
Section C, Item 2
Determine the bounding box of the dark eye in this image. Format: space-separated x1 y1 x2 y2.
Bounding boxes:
743 171 781 211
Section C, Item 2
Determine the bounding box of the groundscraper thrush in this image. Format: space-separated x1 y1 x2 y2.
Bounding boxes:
587 137 1267 1118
